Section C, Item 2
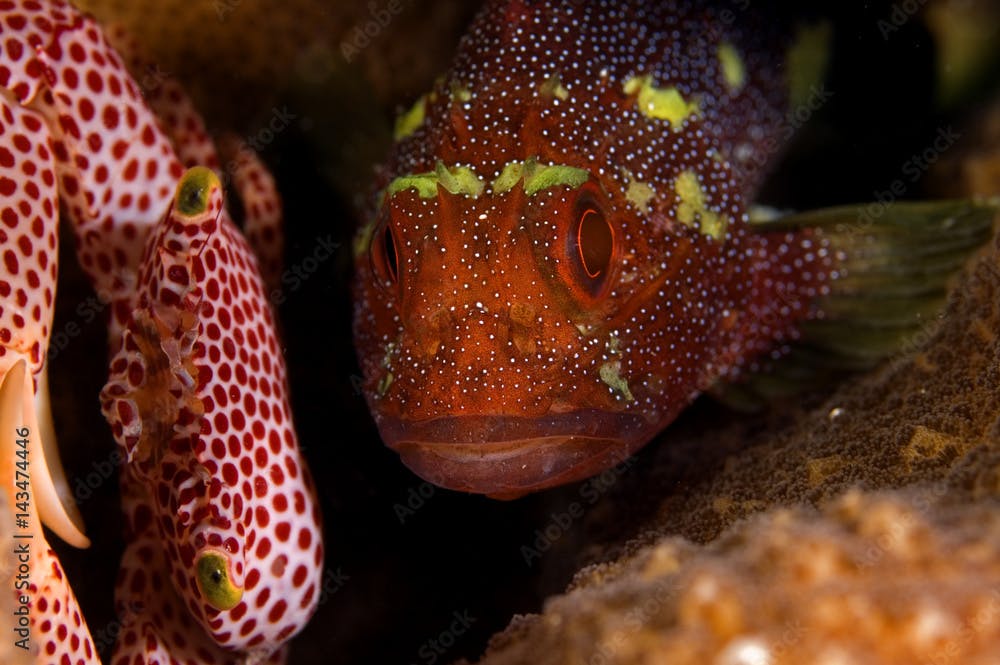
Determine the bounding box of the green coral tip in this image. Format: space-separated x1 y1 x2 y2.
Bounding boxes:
175 166 220 217
196 551 244 611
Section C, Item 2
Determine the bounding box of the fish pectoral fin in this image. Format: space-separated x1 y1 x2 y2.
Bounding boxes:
29 364 90 549
2 360 90 549
719 199 999 409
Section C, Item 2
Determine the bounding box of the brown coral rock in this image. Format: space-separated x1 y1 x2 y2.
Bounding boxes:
481 492 1000 665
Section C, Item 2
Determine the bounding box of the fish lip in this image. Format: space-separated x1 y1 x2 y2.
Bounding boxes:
376 411 652 497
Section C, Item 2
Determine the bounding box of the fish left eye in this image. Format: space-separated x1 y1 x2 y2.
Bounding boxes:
576 208 613 279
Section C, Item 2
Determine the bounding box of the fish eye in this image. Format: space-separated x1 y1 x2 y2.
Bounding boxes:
576 207 613 279
565 190 616 298
370 215 400 289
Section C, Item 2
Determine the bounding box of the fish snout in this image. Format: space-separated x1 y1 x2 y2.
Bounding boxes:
405 306 456 359
403 300 542 362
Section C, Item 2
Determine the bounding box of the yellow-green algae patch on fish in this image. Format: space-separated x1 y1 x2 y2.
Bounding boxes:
717 42 746 92
623 74 700 127
394 95 428 140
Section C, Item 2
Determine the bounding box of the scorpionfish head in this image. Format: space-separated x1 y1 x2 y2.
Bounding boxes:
354 152 749 497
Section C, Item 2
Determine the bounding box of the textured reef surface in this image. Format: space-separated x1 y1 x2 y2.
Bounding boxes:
477 491 1000 664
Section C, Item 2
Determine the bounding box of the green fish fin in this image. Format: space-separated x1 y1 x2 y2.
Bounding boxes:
712 199 999 412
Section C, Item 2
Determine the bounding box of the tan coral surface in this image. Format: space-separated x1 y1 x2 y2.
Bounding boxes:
479 492 1000 665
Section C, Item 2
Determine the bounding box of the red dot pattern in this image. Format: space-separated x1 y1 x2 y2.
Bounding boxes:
101 24 221 175
4 1 318 662
0 92 58 375
0 0 184 344
103 179 322 659
1 4 105 663
29 545 99 665
110 481 292 665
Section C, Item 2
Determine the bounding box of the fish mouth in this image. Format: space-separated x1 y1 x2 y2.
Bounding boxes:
377 411 653 498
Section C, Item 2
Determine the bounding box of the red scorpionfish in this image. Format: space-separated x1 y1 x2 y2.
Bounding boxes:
352 0 995 497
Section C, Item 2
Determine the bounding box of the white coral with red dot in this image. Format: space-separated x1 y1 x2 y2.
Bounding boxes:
0 1 322 663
